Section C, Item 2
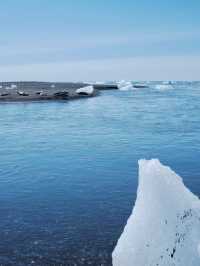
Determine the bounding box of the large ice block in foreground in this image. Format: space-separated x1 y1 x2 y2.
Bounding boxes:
112 159 200 266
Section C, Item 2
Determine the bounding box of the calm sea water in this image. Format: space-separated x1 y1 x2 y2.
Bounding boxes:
0 82 200 266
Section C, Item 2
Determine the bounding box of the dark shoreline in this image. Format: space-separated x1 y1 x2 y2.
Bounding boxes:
0 82 118 102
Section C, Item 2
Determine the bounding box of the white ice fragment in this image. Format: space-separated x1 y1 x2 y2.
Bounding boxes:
112 159 200 266
117 81 134 91
76 85 94 95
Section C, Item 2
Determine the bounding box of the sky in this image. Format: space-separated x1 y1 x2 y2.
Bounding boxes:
0 0 200 81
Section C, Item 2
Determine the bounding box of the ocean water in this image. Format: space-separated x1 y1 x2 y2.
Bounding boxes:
0 81 200 265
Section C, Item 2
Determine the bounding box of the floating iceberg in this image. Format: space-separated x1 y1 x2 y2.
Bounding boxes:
117 81 134 91
76 85 94 96
112 159 200 266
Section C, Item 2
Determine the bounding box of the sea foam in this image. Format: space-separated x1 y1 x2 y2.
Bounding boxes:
112 159 200 266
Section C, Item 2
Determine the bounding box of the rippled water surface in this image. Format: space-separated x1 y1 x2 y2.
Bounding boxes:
0 82 200 265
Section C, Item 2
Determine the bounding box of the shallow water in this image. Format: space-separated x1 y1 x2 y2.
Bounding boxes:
0 82 200 265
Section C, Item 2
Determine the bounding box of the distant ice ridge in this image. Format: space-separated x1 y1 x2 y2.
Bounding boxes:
112 159 200 266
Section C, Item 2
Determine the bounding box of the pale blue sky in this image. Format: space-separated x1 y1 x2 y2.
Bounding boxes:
0 0 200 81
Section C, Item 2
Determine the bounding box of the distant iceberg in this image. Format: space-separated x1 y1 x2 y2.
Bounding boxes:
117 81 134 91
154 84 174 91
112 159 200 266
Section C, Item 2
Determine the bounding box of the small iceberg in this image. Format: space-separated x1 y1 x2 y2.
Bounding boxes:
117 81 134 91
112 159 200 266
76 85 95 96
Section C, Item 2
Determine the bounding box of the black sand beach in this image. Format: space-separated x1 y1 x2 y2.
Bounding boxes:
0 82 118 102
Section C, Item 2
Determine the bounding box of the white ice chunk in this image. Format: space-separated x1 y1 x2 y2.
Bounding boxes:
112 159 200 266
76 85 94 95
117 81 134 91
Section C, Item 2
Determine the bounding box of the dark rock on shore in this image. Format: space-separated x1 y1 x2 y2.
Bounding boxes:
93 84 119 90
53 91 69 99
